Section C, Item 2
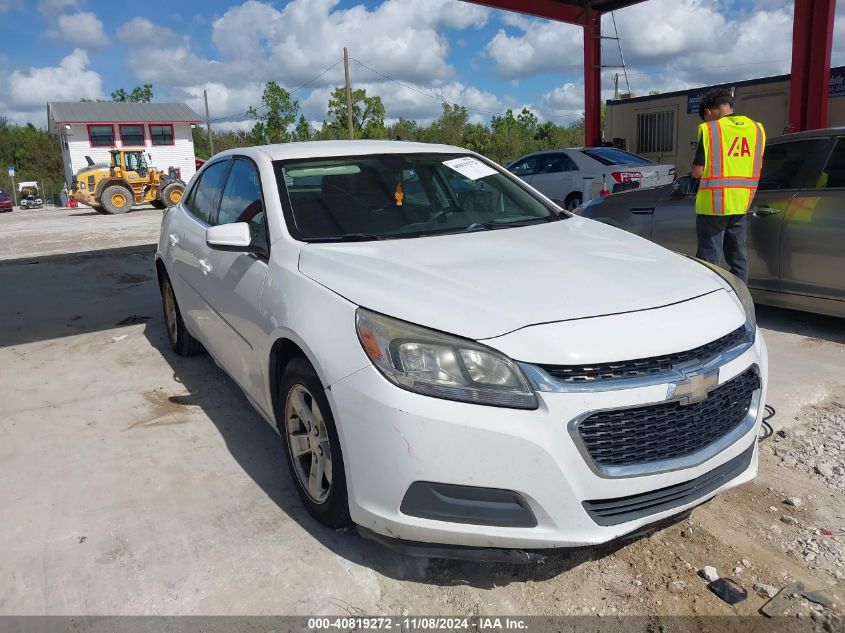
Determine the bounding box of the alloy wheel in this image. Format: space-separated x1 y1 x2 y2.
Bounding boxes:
284 384 333 504
162 281 178 344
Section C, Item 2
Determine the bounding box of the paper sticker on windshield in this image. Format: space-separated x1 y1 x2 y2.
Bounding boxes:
442 157 497 180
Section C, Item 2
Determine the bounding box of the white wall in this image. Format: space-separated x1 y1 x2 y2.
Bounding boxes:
58 122 197 186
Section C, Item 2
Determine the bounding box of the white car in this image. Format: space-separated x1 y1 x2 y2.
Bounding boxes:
156 141 766 554
508 148 676 211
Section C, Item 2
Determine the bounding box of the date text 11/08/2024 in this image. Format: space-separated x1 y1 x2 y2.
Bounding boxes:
307 617 528 630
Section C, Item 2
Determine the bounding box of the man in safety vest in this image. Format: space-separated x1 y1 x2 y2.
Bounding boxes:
691 88 765 284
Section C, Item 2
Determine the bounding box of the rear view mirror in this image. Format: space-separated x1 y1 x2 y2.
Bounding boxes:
206 222 255 252
673 175 696 196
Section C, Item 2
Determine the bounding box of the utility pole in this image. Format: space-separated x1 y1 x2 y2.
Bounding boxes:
203 89 215 156
343 47 354 140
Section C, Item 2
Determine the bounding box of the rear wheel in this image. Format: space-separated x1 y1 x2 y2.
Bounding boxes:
279 357 351 528
160 275 202 356
160 182 185 207
101 185 133 214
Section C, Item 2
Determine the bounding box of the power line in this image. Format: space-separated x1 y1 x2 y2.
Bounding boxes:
208 58 345 123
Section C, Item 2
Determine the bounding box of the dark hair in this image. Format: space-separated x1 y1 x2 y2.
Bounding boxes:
699 88 734 120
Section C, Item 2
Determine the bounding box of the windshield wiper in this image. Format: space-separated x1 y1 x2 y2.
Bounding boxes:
466 215 562 231
304 233 391 242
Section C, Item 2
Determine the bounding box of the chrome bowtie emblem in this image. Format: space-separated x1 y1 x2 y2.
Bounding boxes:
669 368 719 405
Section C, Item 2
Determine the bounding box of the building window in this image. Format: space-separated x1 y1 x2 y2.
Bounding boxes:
636 111 674 154
88 124 115 147
120 124 145 146
149 124 174 146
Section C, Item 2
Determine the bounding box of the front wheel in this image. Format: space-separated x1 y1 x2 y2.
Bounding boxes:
279 357 351 528
101 185 134 214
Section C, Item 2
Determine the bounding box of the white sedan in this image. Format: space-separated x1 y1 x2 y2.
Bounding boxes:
508 147 676 211
156 140 766 554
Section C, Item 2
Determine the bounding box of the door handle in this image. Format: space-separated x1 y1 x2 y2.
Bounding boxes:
168 233 180 246
198 259 212 275
751 205 781 216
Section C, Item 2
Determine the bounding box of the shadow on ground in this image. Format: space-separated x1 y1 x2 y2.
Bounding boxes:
756 304 845 344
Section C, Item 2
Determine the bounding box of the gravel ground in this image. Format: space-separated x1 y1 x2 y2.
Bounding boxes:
0 207 843 623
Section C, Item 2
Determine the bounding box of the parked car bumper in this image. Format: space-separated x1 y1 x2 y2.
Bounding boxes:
328 331 767 549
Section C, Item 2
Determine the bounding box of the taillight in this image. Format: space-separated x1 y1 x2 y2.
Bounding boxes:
669 168 677 181
611 171 643 183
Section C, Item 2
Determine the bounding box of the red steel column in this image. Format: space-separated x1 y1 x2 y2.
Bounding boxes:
583 8 602 147
788 0 836 132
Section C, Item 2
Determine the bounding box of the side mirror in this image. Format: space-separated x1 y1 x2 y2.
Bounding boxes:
206 222 264 255
673 175 696 196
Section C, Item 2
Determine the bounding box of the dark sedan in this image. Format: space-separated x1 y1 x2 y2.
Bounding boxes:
576 127 845 319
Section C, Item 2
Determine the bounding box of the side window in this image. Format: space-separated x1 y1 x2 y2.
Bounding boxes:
758 140 824 191
817 138 845 189
561 155 578 172
539 154 579 174
184 160 229 223
509 157 538 176
216 159 267 246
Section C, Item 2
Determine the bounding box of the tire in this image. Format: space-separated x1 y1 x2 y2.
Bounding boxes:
101 185 134 214
160 182 185 208
278 357 351 528
565 194 583 211
92 205 107 214
150 200 166 210
160 274 203 356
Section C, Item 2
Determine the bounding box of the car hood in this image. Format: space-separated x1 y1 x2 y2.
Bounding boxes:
298 217 723 340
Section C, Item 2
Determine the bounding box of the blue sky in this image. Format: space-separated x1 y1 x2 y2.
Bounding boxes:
0 0 842 129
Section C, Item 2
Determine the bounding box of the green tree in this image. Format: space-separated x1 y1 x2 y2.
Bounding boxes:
0 118 65 196
247 81 300 145
425 103 468 146
327 87 386 139
387 117 419 141
292 115 312 142
111 84 154 102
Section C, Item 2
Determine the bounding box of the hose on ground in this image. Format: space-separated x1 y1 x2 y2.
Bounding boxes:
758 404 776 441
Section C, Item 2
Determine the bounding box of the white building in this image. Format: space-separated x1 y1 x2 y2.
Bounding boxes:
47 102 202 187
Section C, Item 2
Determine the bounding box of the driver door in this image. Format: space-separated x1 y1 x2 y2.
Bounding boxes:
195 157 270 404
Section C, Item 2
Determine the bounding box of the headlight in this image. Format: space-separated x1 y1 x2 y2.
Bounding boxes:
355 308 538 409
694 259 756 334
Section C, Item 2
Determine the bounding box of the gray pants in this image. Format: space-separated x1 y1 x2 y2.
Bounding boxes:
695 213 748 284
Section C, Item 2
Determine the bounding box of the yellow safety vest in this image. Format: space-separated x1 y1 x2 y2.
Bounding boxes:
695 115 766 216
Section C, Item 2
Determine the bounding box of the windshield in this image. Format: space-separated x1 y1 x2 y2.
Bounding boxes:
583 148 654 166
275 153 563 241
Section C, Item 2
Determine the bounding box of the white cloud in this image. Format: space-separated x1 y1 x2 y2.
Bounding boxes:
117 17 178 44
7 48 104 108
485 18 583 79
37 0 77 15
53 12 109 48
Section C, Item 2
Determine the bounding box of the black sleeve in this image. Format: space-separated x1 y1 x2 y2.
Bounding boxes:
693 129 705 167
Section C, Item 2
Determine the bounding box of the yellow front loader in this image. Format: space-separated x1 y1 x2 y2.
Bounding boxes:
69 150 186 214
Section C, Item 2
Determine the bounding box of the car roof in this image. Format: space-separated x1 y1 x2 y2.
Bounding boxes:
210 140 473 162
770 126 845 142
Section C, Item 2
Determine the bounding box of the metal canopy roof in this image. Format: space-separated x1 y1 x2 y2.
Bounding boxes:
464 0 647 24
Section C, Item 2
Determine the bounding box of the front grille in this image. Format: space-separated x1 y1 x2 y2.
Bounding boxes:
577 368 760 468
540 326 748 384
583 443 755 526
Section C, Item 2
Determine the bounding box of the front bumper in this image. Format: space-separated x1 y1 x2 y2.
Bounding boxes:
328 331 766 549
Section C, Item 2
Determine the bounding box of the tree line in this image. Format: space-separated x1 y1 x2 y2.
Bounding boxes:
0 81 601 196
192 80 601 167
